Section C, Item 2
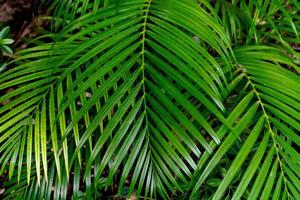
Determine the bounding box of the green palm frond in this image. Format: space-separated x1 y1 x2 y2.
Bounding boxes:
190 46 300 199
50 0 124 30
1 0 232 198
0 0 299 199
213 0 300 54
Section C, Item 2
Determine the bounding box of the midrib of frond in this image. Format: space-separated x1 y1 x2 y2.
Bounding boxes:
141 0 152 131
237 65 291 199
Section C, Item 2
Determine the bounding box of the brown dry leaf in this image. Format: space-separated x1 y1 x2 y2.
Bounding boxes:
126 193 137 200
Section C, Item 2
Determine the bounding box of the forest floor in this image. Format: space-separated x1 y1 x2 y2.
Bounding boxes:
0 0 48 48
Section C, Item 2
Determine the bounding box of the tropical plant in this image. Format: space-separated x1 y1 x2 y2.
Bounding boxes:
0 26 14 55
0 26 14 71
0 0 299 199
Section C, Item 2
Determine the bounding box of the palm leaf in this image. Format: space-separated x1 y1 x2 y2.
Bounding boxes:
190 46 300 199
0 0 232 199
0 0 299 199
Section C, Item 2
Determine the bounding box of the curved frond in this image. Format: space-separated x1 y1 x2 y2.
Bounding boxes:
1 0 299 199
0 0 232 199
190 46 300 199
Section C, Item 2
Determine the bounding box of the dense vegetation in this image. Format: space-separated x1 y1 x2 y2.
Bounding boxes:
0 0 299 199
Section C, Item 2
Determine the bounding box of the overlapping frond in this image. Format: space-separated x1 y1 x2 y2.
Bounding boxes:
0 0 233 199
0 0 299 199
190 47 300 199
212 0 300 54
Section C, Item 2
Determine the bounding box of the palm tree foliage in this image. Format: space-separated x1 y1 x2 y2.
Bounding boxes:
0 0 299 199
